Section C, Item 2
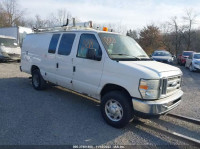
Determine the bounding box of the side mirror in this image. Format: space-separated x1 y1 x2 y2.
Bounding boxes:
86 48 101 61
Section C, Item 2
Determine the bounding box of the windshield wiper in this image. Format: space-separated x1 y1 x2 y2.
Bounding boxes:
110 54 141 60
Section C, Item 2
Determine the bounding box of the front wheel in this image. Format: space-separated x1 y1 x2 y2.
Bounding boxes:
101 91 134 128
32 69 46 90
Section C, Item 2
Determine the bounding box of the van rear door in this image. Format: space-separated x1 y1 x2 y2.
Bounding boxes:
45 34 61 84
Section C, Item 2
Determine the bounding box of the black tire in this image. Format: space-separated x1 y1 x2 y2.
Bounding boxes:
101 91 134 128
32 69 46 90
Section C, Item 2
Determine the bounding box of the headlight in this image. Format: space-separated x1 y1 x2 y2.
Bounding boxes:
168 58 173 62
139 79 160 100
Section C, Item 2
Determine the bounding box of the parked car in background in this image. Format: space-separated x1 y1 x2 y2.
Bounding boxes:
151 50 174 64
185 53 200 72
0 35 21 61
0 26 33 47
178 51 195 65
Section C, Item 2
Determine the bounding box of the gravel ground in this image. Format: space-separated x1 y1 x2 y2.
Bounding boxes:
0 62 199 146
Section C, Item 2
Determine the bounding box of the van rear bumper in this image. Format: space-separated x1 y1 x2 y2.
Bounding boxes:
132 90 183 117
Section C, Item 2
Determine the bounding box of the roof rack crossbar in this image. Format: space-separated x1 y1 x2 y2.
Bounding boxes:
34 19 93 33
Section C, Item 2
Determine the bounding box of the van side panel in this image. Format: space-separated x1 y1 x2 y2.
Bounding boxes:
21 33 52 75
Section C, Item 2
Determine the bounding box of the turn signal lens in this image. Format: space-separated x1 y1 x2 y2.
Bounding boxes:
139 85 148 90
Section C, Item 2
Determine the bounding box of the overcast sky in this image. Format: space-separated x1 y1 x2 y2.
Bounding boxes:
18 0 200 29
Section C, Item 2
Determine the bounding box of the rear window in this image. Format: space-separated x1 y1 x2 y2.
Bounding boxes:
58 34 75 56
48 34 60 54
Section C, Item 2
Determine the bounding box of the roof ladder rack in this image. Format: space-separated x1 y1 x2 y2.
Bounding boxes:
33 18 93 33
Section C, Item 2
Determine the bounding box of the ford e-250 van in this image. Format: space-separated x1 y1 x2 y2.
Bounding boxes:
20 24 183 128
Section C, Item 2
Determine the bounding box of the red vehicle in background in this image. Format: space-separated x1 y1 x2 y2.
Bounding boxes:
178 51 195 65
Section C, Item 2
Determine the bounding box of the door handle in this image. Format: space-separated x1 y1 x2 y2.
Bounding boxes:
56 63 59 68
73 66 76 72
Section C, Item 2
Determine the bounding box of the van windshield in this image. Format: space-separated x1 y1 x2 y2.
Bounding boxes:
99 33 149 61
0 38 18 48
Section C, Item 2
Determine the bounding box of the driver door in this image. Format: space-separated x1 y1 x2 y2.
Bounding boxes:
72 33 104 98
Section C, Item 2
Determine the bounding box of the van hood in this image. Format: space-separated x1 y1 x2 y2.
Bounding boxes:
119 60 179 73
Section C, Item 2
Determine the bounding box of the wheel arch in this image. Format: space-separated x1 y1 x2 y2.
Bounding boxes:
100 84 131 99
31 65 40 75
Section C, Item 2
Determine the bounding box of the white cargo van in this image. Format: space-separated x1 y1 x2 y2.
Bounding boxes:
20 23 183 128
0 35 21 60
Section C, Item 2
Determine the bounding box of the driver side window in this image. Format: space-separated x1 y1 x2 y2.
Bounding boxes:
77 34 102 60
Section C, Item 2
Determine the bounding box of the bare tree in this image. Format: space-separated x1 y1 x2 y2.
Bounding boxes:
34 15 47 28
183 9 198 51
167 17 185 56
126 29 138 41
0 0 26 27
0 3 7 27
160 23 173 53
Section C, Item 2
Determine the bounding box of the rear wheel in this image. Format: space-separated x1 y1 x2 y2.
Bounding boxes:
32 69 46 90
101 91 134 128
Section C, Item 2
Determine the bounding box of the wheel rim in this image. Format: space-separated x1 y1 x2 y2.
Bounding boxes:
105 99 123 122
33 73 39 87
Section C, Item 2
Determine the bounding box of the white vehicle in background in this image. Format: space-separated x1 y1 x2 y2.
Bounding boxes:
0 26 33 47
20 21 183 128
0 35 21 61
185 53 200 72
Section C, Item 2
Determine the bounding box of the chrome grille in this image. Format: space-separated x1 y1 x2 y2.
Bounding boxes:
161 75 181 97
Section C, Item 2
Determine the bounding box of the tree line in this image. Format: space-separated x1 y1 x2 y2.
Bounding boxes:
127 10 199 56
0 0 200 56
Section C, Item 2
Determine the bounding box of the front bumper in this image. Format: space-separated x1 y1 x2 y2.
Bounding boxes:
132 90 183 116
0 53 20 60
153 59 173 64
193 64 200 71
